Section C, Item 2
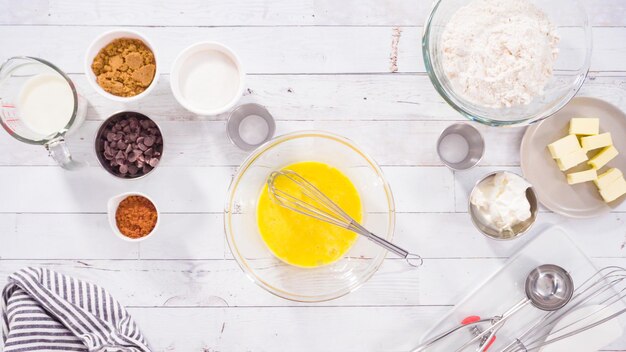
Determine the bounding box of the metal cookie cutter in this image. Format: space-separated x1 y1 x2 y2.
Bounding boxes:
227 103 276 151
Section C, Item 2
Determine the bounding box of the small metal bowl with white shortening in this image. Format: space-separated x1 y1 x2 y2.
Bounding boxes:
469 171 539 240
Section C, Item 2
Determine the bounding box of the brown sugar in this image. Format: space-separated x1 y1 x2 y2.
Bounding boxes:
115 195 158 239
91 38 156 97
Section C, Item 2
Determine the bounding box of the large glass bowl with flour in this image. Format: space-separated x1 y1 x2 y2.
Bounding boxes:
224 131 395 302
423 0 592 126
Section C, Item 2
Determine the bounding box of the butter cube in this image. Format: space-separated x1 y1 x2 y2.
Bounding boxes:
599 176 626 203
556 149 588 171
588 146 619 170
567 168 597 185
547 135 582 159
594 168 623 189
569 118 599 136
581 133 612 151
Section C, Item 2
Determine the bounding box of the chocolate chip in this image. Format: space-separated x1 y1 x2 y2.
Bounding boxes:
117 140 127 149
128 150 140 163
143 136 154 147
119 164 128 174
149 158 159 167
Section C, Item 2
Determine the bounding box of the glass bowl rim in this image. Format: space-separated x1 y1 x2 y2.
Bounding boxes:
223 130 396 302
422 0 593 127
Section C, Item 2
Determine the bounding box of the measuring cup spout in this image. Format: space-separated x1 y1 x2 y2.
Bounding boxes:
46 137 82 170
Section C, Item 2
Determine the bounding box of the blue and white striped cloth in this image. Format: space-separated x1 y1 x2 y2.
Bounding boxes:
1 267 151 352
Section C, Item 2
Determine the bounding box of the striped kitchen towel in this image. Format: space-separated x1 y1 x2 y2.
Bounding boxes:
1 267 151 352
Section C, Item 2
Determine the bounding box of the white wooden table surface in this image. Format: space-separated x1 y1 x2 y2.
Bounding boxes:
1 1 626 351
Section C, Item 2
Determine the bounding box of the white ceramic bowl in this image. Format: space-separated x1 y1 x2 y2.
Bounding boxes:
84 29 160 102
170 41 245 116
107 192 160 242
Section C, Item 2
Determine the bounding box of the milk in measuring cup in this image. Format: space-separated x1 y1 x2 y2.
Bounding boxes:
18 73 74 136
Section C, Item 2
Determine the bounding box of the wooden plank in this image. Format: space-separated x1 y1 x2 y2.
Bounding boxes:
140 213 225 260
0 166 626 213
396 213 626 259
2 212 626 260
0 26 400 74
0 258 510 307
126 306 448 352
0 166 453 213
0 257 624 308
126 304 626 352
0 213 223 260
0 0 623 27
68 73 460 122
0 166 234 213
0 0 429 26
1 26 625 74
16 73 626 123
0 120 524 167
0 213 139 260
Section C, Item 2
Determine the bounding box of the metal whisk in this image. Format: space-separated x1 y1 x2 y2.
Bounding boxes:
267 170 423 267
501 266 626 352
415 266 626 351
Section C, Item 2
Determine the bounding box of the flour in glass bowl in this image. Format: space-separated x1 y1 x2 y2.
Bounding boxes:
441 0 560 108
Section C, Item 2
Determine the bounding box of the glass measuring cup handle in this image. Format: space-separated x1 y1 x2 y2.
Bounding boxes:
46 137 83 170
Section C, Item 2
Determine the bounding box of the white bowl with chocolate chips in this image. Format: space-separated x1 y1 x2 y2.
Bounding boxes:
95 111 164 179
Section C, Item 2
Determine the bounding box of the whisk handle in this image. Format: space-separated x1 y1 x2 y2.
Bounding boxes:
356 224 408 258
350 221 423 267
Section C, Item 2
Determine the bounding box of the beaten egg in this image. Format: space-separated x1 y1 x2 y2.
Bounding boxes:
257 161 362 267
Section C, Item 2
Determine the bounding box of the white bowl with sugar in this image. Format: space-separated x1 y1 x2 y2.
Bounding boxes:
170 42 245 116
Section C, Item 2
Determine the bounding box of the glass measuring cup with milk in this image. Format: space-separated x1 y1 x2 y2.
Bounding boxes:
0 57 86 169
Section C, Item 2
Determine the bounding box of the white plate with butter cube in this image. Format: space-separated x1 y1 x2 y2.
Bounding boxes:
521 97 626 218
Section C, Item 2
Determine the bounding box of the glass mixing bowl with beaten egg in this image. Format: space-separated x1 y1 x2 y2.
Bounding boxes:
225 131 395 302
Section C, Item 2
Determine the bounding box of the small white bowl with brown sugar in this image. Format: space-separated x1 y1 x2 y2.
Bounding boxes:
85 29 160 102
107 192 160 242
